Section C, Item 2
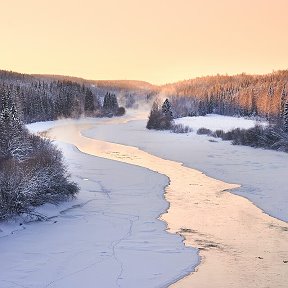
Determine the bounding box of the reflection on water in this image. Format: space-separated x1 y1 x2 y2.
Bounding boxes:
47 122 288 288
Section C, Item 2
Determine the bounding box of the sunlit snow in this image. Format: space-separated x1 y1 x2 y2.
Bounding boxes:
174 114 267 132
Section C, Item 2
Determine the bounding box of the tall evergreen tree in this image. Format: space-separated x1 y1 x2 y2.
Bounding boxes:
0 90 31 161
84 89 95 114
284 102 288 132
280 86 287 117
103 92 119 112
147 99 173 130
162 98 173 118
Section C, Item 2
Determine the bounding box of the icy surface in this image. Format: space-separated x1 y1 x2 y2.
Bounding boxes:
0 141 197 288
174 114 267 132
83 113 288 222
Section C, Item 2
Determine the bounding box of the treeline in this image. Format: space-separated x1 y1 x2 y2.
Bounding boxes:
34 73 159 111
0 70 126 123
162 70 288 128
197 125 288 152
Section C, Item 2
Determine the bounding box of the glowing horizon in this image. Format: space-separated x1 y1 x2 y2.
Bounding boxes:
1 0 287 85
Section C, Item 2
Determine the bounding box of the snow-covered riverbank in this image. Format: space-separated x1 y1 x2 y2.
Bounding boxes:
84 112 288 222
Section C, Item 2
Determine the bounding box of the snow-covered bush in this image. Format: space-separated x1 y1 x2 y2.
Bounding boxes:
116 107 126 116
0 91 78 220
197 127 212 135
170 123 193 134
212 125 288 152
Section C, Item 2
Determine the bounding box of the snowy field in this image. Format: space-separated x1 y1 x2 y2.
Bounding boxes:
0 140 197 288
174 114 267 132
83 113 288 222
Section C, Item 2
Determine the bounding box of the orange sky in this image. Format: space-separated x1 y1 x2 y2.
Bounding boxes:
1 0 287 84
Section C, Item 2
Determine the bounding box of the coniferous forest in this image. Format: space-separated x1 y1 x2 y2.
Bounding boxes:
146 71 288 151
0 70 132 123
163 71 288 128
3 69 287 129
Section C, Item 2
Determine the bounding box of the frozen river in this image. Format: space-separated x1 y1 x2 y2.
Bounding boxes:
1 112 287 287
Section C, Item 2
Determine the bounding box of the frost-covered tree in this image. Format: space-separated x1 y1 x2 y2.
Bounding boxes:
103 92 119 111
0 90 79 220
146 99 173 130
0 90 31 161
125 94 136 108
162 98 173 118
284 102 288 132
102 92 126 116
84 89 95 114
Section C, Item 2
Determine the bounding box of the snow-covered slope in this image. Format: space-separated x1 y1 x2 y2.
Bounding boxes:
174 114 267 132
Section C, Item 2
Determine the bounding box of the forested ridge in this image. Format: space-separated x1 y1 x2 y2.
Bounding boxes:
1 69 288 128
147 71 288 151
162 70 288 127
0 70 154 123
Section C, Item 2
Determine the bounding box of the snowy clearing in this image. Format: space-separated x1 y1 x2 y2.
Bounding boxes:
174 114 267 132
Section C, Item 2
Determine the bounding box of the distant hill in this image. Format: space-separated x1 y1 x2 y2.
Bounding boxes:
33 74 157 91
158 70 288 122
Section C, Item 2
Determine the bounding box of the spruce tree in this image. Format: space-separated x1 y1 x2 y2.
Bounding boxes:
103 92 119 112
0 90 30 161
84 89 95 114
146 99 173 130
280 87 287 117
162 98 173 118
284 102 288 132
103 92 111 110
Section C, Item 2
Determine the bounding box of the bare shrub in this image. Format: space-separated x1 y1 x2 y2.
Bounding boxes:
197 127 212 135
171 123 193 133
211 124 288 152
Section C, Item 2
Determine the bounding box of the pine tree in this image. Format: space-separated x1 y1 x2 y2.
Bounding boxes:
162 98 173 118
84 89 95 114
146 99 173 130
280 86 287 117
103 92 119 112
284 102 288 132
0 90 31 161
103 92 111 110
251 89 258 115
